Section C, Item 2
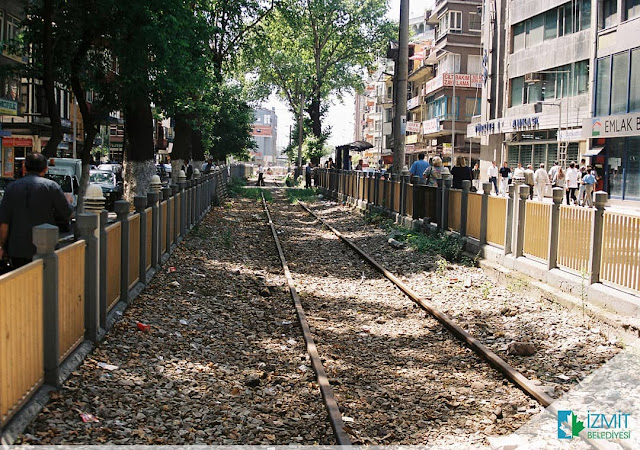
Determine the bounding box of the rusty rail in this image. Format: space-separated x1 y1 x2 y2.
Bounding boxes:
261 194 351 446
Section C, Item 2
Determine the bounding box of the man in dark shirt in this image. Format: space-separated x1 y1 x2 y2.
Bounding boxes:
0 153 73 269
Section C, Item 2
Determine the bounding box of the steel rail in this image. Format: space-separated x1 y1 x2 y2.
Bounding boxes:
261 194 352 445
298 201 616 450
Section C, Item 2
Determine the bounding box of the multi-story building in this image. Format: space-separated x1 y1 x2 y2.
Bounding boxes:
469 0 593 179
423 0 483 165
585 0 640 200
251 108 278 166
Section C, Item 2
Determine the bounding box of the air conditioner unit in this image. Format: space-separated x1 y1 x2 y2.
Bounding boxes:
525 72 541 84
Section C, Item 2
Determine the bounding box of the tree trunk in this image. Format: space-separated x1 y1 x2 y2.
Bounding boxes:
123 94 155 200
171 114 192 183
307 97 322 138
41 0 62 157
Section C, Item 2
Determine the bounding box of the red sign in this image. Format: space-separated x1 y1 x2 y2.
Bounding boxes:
3 137 32 147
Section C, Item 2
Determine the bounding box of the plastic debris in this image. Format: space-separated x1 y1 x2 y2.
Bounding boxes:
136 321 150 332
179 319 188 325
97 362 119 371
79 412 99 423
169 281 180 287
167 266 176 273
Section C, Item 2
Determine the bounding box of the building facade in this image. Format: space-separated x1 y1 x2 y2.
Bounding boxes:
251 108 278 166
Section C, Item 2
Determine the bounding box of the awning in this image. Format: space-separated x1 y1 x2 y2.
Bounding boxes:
583 147 604 157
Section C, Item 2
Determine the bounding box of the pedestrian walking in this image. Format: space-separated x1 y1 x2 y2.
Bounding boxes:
182 159 194 180
499 161 511 196
549 161 560 187
565 162 579 205
471 163 480 192
450 156 472 189
203 158 214 174
582 170 596 207
257 165 265 186
524 164 535 200
409 152 430 184
553 166 566 191
422 156 450 187
355 159 363 171
534 163 550 201
305 163 312 189
0 153 73 270
487 161 499 195
577 167 587 205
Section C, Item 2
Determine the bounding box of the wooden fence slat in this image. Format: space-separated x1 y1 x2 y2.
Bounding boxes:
106 222 121 310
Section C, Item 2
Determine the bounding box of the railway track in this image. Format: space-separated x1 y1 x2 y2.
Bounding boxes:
261 187 611 448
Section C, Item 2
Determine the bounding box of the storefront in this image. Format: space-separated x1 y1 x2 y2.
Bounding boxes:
1 137 33 178
583 112 640 200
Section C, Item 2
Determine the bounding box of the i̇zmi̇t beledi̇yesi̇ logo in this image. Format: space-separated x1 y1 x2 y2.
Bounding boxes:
558 410 631 440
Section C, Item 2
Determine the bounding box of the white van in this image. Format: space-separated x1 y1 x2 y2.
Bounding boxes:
46 158 82 209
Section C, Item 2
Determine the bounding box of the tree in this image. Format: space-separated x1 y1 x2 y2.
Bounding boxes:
254 0 393 139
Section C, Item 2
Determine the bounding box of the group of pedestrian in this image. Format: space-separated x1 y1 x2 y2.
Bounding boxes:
486 159 599 206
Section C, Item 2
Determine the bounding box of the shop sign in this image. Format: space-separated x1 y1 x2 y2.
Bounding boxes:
422 118 441 134
422 73 483 97
467 115 540 137
63 133 75 143
558 129 583 141
3 137 32 147
406 134 418 144
406 121 421 133
110 142 124 149
0 98 18 116
584 112 640 138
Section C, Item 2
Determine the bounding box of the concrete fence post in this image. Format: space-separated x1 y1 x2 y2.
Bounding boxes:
98 211 108 330
76 214 99 342
33 224 60 387
460 180 470 237
514 185 529 258
178 181 186 237
436 178 443 227
401 174 410 216
504 184 515 255
442 176 452 231
147 192 160 269
162 187 171 255
479 182 492 245
114 200 130 303
548 187 564 270
589 191 608 284
134 196 147 282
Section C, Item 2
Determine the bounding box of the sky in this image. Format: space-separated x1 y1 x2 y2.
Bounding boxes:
263 0 434 148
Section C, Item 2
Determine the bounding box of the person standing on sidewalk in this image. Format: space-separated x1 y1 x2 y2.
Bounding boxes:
409 152 430 184
305 163 312 189
524 164 535 200
534 163 550 201
0 153 73 270
548 161 560 187
581 170 596 207
471 163 480 191
565 162 579 205
257 165 265 186
487 161 499 195
499 161 511 196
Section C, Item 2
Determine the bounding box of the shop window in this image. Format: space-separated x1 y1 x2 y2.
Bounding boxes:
508 147 520 167
626 0 640 20
630 49 640 112
533 144 547 168
611 53 630 114
520 145 533 167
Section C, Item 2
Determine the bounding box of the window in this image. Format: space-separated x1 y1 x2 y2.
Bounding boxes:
450 11 462 33
0 76 18 101
438 53 460 74
543 72 556 99
438 13 449 37
467 55 482 74
602 0 618 28
5 14 20 41
526 14 544 47
574 60 589 95
469 12 481 32
465 97 480 117
611 53 630 113
580 0 592 30
559 4 574 36
626 0 640 20
513 23 525 52
544 9 558 40
449 96 459 120
427 96 447 119
511 77 524 106
595 57 612 115
630 49 640 111
527 82 542 103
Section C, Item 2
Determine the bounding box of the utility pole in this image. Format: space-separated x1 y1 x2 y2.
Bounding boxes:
392 0 409 175
297 92 304 178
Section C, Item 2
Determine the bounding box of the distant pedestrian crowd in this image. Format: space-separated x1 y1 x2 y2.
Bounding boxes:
408 153 600 208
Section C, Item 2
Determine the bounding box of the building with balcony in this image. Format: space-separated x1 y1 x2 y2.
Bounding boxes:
423 0 483 166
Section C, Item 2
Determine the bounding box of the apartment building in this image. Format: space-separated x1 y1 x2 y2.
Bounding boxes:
585 0 640 200
251 108 278 166
422 0 483 165
469 0 593 178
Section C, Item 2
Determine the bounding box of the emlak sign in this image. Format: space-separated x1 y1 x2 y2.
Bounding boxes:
583 112 640 138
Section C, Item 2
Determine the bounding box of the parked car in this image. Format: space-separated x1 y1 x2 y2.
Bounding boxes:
90 169 123 210
97 163 124 183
